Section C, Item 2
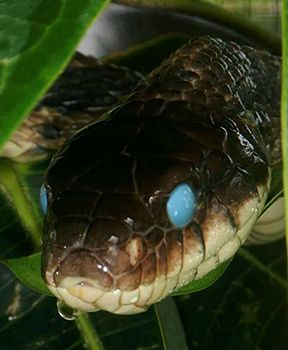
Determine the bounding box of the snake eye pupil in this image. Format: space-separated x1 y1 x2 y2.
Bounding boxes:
40 184 48 215
167 183 196 228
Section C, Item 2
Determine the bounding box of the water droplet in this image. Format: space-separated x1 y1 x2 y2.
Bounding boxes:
57 300 81 321
130 296 138 303
8 315 17 321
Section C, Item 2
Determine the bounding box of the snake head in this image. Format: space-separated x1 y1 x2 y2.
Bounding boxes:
42 37 273 314
42 113 269 315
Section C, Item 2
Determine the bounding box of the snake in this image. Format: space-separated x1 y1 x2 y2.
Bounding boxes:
1 36 282 315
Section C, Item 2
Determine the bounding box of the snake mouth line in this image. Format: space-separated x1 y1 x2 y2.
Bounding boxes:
44 182 267 315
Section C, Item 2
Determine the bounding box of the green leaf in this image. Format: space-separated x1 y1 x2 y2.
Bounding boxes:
171 259 232 296
154 298 189 350
0 0 110 151
1 253 52 296
175 241 287 349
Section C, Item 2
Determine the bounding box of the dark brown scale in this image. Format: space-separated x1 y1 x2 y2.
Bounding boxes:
117 265 142 291
85 219 132 250
52 191 100 218
135 157 193 195
93 194 154 232
53 217 89 247
72 155 135 193
201 151 233 189
53 250 114 289
43 37 281 292
145 194 171 229
145 228 165 248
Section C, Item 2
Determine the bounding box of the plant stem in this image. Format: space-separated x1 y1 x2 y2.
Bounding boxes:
115 0 281 55
76 313 104 350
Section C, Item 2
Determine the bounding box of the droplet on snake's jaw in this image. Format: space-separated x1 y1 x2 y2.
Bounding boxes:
57 300 81 321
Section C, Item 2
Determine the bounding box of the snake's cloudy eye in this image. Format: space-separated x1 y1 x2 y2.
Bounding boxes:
167 183 196 228
40 184 48 215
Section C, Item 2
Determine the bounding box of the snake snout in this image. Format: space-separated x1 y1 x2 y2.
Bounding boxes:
43 219 150 313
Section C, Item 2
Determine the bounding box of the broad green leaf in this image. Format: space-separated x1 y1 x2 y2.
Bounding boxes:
0 0 110 151
1 253 51 296
175 241 287 349
171 259 232 296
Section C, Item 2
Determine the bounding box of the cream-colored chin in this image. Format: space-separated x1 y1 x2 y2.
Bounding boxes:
47 276 178 315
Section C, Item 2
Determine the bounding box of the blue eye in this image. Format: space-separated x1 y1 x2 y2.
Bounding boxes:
167 183 196 228
40 184 48 215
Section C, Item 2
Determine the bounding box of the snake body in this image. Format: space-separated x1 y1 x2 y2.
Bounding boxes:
10 37 283 314
1 53 142 162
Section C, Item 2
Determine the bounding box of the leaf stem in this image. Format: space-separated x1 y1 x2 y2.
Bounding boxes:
154 297 189 350
0 159 42 247
76 313 104 350
238 248 287 290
